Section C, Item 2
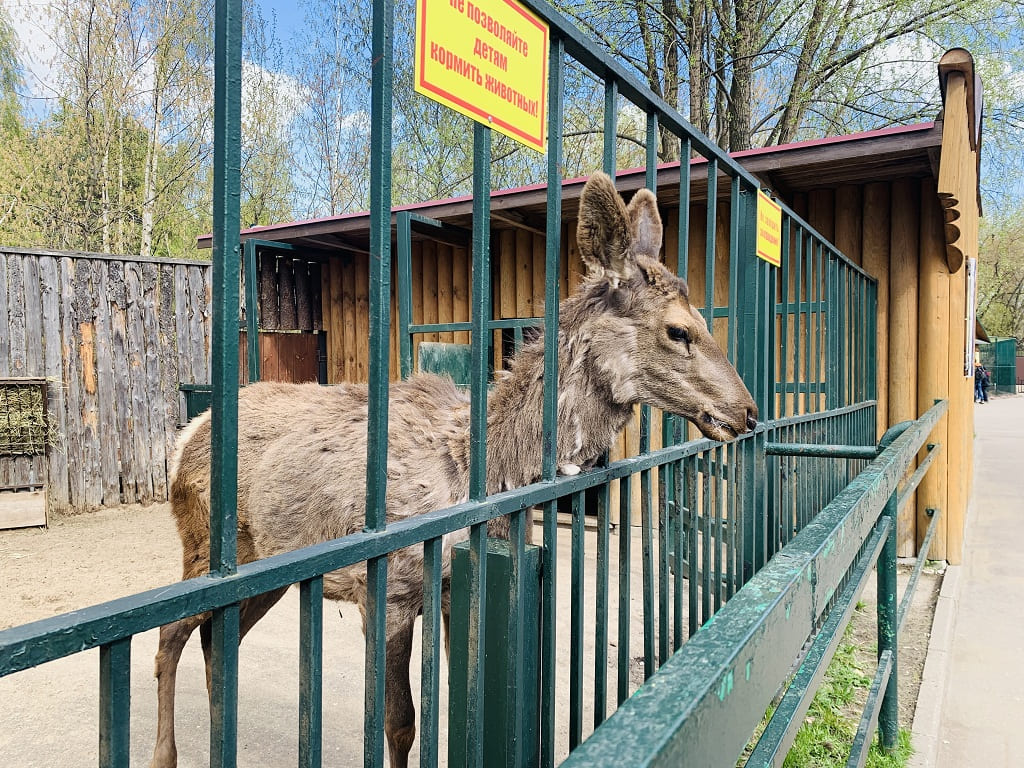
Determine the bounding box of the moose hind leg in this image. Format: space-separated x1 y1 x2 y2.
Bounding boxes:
385 611 418 768
151 613 209 768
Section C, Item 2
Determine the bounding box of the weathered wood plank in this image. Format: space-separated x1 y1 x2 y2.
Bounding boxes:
110 259 138 503
499 230 516 320
58 258 86 510
173 265 191 432
453 245 470 345
187 266 208 384
259 252 280 330
342 256 357 381
325 261 344 383
295 261 312 331
355 253 370 382
7 254 28 377
421 240 439 343
20 258 45 487
125 261 155 503
437 244 454 343
75 258 104 510
37 255 70 514
0 255 11 378
5 254 31 492
141 262 168 500
279 257 298 329
310 262 323 331
515 229 532 319
92 262 122 505
158 264 180 482
532 233 545 316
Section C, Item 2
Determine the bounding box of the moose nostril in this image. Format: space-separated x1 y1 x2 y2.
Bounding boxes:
746 411 758 432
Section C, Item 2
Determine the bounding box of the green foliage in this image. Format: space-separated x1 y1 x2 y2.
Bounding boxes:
977 209 1024 349
744 622 913 768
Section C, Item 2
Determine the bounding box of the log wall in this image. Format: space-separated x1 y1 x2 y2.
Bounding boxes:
0 248 212 516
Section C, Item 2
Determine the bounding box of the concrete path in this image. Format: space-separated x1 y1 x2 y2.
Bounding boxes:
914 394 1024 767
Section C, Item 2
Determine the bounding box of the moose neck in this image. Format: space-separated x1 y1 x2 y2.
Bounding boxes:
480 296 636 496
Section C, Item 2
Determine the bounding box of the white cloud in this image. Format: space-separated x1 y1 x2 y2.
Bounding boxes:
3 0 60 106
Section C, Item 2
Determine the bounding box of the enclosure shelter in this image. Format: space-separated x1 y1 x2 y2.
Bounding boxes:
207 50 982 564
0 0 974 759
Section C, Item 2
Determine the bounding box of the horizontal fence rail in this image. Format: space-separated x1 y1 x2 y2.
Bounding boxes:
560 400 948 767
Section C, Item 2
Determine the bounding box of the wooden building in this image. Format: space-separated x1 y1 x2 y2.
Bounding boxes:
206 49 982 563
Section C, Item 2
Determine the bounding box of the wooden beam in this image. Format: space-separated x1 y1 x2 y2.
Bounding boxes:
888 178 920 554
916 177 950 560
861 182 891 439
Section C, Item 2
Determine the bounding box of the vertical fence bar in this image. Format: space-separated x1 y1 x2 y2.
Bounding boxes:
616 473 632 704
686 456 698 636
672 458 684 649
878 490 899 749
98 637 131 768
209 0 243 760
658 459 670 665
244 241 260 383
603 80 617 175
506 508 527 768
299 578 323 768
594 480 610 726
541 497 558 768
397 212 414 379
704 160 717 328
641 457 655 677
700 451 711 624
420 539 442 768
569 491 585 750
539 35 564 768
363 0 394 761
793 227 804 416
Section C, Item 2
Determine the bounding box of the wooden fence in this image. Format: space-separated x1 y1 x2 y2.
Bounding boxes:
0 248 212 516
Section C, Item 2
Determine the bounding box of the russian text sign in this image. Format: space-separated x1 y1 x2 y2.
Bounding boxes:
756 190 782 267
415 0 549 153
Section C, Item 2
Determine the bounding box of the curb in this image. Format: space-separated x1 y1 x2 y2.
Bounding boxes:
908 563 962 766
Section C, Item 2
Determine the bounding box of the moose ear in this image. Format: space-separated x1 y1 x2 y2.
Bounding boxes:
576 172 636 286
626 188 663 260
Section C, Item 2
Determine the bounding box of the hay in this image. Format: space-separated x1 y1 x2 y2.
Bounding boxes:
0 384 56 456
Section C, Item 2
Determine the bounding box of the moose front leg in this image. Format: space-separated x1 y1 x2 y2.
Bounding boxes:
384 611 417 768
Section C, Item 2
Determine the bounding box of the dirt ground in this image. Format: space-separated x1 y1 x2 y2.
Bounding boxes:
0 504 941 766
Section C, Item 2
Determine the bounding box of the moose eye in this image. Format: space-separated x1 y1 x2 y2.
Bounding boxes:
667 326 691 344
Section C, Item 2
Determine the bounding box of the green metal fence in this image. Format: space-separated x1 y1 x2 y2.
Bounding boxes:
978 337 1018 394
0 0 950 765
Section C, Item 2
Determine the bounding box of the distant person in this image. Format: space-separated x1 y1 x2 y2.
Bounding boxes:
975 364 986 403
981 365 992 402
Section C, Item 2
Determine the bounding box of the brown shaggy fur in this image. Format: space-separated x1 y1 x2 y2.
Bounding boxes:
150 172 757 768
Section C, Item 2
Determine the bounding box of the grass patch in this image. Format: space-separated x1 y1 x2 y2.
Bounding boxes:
742 624 913 768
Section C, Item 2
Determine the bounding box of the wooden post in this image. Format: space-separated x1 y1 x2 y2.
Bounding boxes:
861 182 891 438
916 178 949 559
834 185 863 265
808 188 835 243
888 178 919 555
946 256 967 565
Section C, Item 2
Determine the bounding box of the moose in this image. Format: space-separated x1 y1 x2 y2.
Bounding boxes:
150 172 758 768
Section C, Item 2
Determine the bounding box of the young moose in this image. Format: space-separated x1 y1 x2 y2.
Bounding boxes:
151 172 758 768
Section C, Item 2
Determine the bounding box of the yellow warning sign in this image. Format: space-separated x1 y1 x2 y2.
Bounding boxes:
414 0 549 153
756 190 782 267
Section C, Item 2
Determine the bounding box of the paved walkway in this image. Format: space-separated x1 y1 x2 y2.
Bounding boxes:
916 394 1024 767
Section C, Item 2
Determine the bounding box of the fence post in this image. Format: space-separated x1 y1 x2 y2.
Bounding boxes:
449 540 542 768
877 489 899 750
